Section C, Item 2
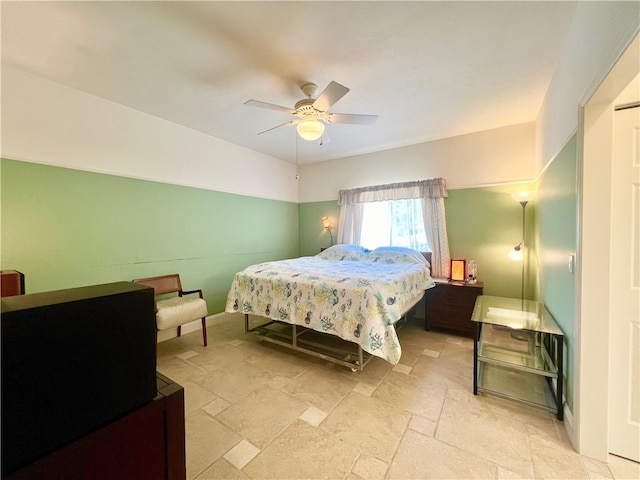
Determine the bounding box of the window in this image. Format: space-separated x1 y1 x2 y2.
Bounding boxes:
360 198 429 251
337 178 450 277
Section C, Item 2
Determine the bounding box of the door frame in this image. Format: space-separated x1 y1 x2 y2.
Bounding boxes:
576 33 639 461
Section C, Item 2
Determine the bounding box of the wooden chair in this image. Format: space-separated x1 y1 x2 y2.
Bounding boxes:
132 274 208 346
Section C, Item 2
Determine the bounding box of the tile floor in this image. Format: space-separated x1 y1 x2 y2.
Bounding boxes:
156 313 640 480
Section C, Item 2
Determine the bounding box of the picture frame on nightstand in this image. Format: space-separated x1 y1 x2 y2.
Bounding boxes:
450 258 467 282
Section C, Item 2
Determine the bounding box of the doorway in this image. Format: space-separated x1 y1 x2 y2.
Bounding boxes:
579 34 639 462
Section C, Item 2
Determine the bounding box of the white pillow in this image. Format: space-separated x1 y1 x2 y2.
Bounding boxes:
317 244 370 261
368 246 428 265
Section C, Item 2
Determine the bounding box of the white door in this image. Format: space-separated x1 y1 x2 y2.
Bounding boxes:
609 103 640 462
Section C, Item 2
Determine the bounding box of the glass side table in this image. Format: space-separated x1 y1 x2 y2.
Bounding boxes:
471 295 565 420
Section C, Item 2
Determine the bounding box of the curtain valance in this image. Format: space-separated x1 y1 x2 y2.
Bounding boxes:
338 178 448 205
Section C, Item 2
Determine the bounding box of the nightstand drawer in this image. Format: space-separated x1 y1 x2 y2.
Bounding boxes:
425 282 483 337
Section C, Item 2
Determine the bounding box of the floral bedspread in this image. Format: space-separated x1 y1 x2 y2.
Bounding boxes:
225 246 435 365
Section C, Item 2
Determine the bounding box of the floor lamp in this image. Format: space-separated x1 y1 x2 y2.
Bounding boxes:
509 191 534 300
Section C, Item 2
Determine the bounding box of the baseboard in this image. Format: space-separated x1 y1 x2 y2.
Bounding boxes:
157 312 228 343
563 402 576 449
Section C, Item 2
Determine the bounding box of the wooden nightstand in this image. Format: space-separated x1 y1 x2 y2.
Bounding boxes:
425 280 484 337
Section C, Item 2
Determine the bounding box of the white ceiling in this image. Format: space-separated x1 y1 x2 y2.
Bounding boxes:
1 1 578 165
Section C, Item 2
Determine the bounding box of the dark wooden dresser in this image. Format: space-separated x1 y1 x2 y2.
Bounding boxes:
4 372 185 480
425 281 484 338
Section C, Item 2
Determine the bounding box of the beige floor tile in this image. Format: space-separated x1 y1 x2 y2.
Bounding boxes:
422 348 441 358
580 456 614 479
531 437 589 479
607 454 640 480
215 385 308 448
388 429 499 479
267 375 293 390
392 363 413 375
497 465 529 479
410 342 475 390
447 385 556 431
527 422 575 452
192 360 272 403
284 364 358 412
351 356 393 385
179 378 221 416
209 313 247 338
194 458 249 480
243 420 360 479
231 335 276 357
243 341 314 379
482 393 558 432
157 336 190 357
405 330 449 352
157 356 206 383
446 336 465 345
353 381 377 396
176 331 228 351
186 343 249 372
201 396 231 418
185 410 241 480
299 405 329 426
223 439 260 470
394 347 421 367
177 350 199 360
347 474 366 480
372 371 447 421
352 453 389 480
321 391 411 463
435 394 535 478
158 315 636 480
408 414 437 437
609 455 640 480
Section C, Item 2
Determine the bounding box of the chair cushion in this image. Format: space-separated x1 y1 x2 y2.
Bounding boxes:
155 296 208 331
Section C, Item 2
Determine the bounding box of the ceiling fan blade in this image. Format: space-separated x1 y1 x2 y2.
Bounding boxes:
245 99 295 114
326 113 378 125
312 81 350 111
257 120 297 135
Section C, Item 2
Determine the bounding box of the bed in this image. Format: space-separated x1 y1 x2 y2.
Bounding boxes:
225 245 435 371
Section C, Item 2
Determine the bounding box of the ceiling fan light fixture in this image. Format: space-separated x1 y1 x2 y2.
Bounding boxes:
296 119 324 141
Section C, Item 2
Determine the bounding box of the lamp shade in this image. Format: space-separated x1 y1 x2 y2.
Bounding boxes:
321 216 332 230
508 243 523 261
297 120 325 141
511 191 535 203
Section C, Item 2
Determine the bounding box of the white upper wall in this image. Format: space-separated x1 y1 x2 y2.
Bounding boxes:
536 1 640 172
298 122 535 203
4 1 637 206
1 65 299 203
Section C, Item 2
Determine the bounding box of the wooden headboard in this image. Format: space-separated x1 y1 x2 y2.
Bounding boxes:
421 252 432 265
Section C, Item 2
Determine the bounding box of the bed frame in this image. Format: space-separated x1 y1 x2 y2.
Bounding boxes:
240 251 433 372
244 293 423 372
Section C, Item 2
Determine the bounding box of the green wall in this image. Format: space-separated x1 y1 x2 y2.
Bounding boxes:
299 184 537 298
445 185 537 298
0 152 577 410
536 135 577 411
299 200 341 256
1 159 299 313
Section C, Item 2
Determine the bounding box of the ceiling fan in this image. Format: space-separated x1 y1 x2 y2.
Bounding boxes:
245 81 378 141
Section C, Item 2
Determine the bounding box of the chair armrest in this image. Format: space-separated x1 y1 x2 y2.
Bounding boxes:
179 289 204 299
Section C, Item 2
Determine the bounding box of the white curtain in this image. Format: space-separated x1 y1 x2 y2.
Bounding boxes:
422 195 450 278
337 203 364 245
337 178 451 277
